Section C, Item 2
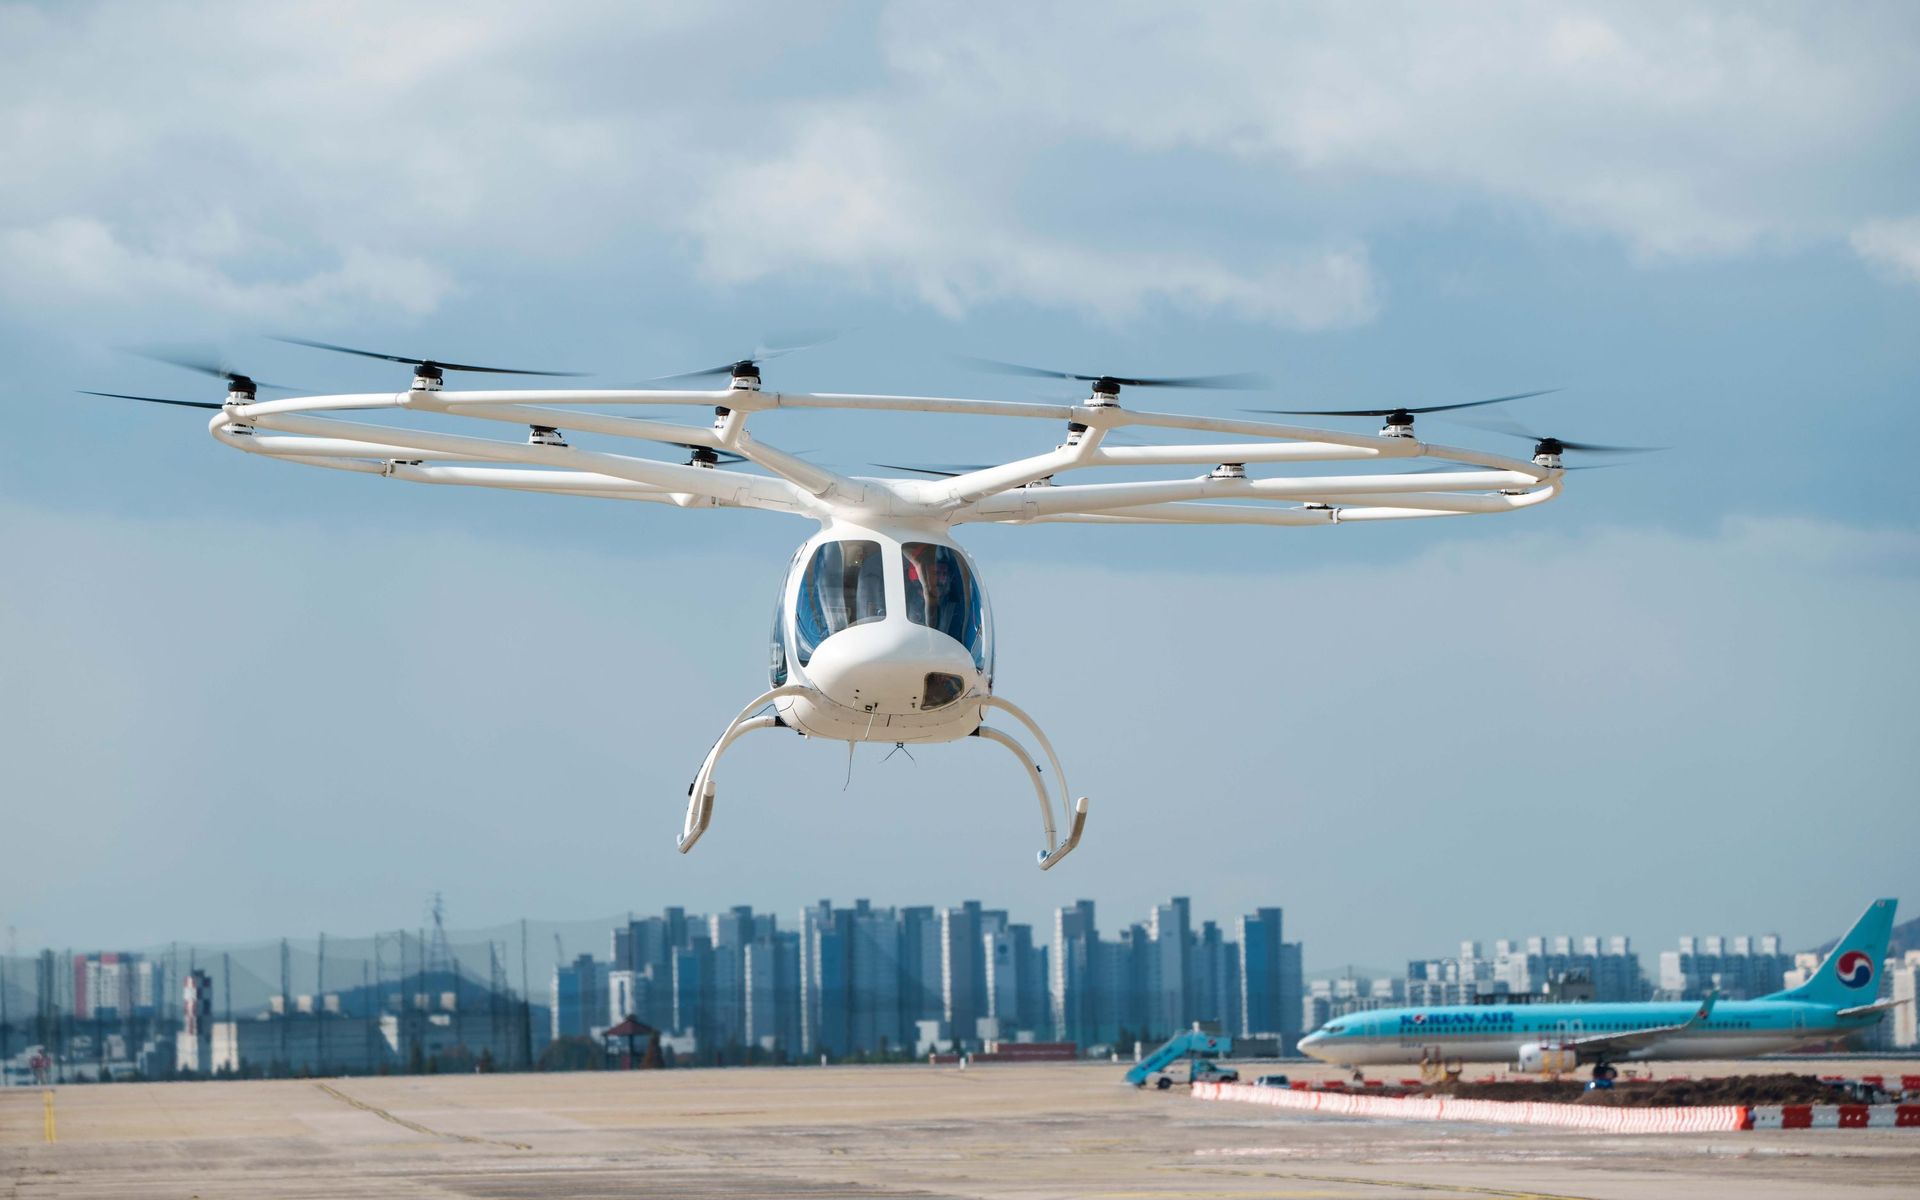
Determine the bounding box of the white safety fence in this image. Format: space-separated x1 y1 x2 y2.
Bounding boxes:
1191 1080 1749 1133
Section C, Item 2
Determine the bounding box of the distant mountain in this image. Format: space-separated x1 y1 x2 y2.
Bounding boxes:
1813 914 1919 959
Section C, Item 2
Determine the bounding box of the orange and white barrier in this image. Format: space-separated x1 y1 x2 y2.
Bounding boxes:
1193 1082 1920 1133
1192 1081 1747 1133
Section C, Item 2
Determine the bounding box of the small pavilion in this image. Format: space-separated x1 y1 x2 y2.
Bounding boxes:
602 1015 663 1070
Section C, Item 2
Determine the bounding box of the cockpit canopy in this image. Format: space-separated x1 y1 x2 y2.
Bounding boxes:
770 535 993 690
795 539 887 665
901 542 987 671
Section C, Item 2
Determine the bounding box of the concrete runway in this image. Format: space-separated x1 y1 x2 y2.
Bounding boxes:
4 1059 1917 1198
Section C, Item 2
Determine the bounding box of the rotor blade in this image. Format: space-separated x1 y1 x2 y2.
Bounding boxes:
1249 389 1560 417
956 356 1091 382
269 335 584 376
650 331 844 383
1449 412 1536 440
957 355 1267 390
1452 415 1662 454
871 461 996 478
79 389 224 411
124 347 294 391
1111 371 1269 390
1555 438 1665 454
664 442 746 464
752 329 841 362
648 362 740 383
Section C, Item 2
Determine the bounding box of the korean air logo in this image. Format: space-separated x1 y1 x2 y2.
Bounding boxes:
1410 1013 1427 1024
1836 950 1875 989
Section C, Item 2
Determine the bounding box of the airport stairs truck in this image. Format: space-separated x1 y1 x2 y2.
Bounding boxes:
1126 1022 1238 1090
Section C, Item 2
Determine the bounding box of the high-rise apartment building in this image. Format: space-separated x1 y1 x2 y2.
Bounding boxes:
551 953 604 1040
1236 907 1303 1045
1145 899 1191 1039
1051 900 1099 1045
940 901 987 1045
1659 933 1790 1000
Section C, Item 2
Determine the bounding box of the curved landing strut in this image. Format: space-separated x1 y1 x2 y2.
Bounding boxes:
976 694 1089 870
677 685 811 854
675 687 1088 870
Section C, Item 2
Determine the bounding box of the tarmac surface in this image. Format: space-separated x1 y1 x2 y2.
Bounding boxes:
4 1058 1918 1199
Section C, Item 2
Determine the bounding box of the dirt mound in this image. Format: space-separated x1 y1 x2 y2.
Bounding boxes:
1426 1074 1855 1108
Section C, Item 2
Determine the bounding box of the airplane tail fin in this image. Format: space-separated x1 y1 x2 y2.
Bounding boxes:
1768 899 1898 1006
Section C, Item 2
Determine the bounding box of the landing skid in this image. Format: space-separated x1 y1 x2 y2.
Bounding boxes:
675 688 1089 869
676 685 811 855
974 695 1089 870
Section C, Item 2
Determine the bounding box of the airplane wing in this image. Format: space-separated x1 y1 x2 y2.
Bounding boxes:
1561 992 1717 1057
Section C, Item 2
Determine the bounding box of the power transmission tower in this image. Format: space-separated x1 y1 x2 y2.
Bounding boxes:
520 918 533 1070
428 893 454 981
279 937 291 1073
488 941 505 1068
317 932 327 1074
1 925 12 1065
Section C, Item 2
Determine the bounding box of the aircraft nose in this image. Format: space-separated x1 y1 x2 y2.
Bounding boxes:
804 621 977 715
1297 1031 1330 1060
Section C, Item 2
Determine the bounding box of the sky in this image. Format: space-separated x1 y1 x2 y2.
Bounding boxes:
1 1 1917 975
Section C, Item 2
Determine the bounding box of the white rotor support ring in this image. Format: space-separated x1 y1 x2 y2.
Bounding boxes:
209 380 1562 528
977 695 1088 870
677 685 812 854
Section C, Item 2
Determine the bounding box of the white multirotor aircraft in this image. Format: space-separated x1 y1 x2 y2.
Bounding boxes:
88 341 1629 868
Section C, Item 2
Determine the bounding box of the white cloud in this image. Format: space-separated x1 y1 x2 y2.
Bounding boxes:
0 216 455 319
1850 216 1920 285
0 2 1914 332
879 3 1920 260
686 114 1379 328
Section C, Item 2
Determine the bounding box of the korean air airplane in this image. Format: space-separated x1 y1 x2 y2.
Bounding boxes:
1298 899 1901 1078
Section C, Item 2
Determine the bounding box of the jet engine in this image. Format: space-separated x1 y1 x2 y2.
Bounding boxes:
1516 1042 1580 1075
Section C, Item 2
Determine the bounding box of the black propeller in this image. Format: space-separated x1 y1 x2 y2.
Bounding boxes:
270 335 584 381
79 389 224 412
1248 389 1558 426
668 442 747 467
650 332 840 385
1454 414 1662 463
872 461 995 478
126 347 291 396
957 355 1268 397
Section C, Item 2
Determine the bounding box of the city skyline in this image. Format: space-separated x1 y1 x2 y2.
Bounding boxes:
7 890 1898 1011
10 891 1916 1084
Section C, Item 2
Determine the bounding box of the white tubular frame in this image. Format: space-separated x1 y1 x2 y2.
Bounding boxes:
203 380 1562 528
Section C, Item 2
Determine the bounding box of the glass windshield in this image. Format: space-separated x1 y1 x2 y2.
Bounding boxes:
768 592 789 687
902 542 988 671
794 540 886 665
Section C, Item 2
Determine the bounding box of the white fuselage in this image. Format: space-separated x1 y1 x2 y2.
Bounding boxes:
772 519 995 744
